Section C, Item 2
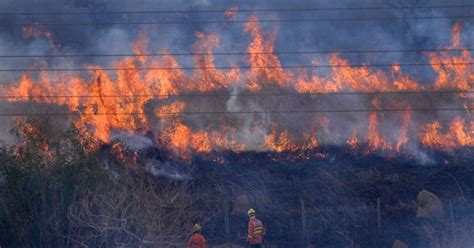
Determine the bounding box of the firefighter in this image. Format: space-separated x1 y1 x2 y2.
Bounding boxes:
187 224 207 248
247 208 265 248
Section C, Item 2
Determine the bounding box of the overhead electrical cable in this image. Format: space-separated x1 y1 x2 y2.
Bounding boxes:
0 90 471 99
0 4 473 16
0 108 470 117
0 62 471 72
0 48 471 58
2 15 474 27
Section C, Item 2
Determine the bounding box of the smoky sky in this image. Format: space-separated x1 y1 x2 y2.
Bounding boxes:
0 0 472 151
0 0 471 83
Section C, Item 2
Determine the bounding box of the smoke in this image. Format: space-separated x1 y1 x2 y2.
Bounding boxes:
0 105 16 144
0 0 471 162
144 159 188 180
225 85 272 150
110 131 154 150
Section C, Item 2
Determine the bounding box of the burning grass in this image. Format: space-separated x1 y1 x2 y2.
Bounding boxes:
0 17 471 160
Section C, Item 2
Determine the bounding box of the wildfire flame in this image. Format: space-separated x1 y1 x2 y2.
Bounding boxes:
224 7 238 22
2 15 472 159
22 25 61 52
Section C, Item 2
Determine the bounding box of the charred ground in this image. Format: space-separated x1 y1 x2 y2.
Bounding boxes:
1 124 473 247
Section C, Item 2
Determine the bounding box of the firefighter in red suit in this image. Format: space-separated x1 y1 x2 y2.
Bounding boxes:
187 224 207 248
247 208 265 248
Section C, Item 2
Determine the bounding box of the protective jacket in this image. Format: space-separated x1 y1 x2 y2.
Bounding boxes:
187 233 207 248
247 217 265 245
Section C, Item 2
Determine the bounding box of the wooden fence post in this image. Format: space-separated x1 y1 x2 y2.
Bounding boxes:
376 197 381 231
301 198 308 246
449 200 454 243
224 201 230 243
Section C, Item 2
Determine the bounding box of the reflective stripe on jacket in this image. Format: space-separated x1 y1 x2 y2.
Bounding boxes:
247 217 265 245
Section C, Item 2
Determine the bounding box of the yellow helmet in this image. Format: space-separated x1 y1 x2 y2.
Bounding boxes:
193 224 202 232
248 208 256 216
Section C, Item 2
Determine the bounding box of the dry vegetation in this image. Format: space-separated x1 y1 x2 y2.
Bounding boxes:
1 121 473 247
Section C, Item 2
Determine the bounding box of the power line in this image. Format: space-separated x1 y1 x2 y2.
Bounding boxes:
1 4 473 16
0 108 470 117
3 15 473 27
0 62 471 72
0 48 471 58
0 90 471 99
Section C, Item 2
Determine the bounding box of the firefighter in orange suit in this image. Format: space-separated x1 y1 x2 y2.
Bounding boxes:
247 208 265 248
187 224 207 248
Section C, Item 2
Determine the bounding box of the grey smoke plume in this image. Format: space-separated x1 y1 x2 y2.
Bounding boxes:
110 131 154 150
225 85 272 151
0 0 471 163
145 159 187 180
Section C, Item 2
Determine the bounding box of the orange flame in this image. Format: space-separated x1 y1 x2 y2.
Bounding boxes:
420 118 473 150
2 17 471 159
425 22 472 90
22 25 60 52
244 15 292 90
224 7 238 22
